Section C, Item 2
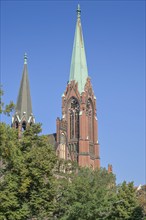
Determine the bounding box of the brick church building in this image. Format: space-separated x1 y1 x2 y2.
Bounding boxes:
12 5 105 170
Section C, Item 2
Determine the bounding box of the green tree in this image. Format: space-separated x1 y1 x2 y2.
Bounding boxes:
0 123 22 219
0 86 15 116
55 167 116 220
136 185 146 219
0 123 58 220
0 87 144 220
110 181 144 220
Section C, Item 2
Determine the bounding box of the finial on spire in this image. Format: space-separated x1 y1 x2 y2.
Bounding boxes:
77 4 81 18
24 53 27 64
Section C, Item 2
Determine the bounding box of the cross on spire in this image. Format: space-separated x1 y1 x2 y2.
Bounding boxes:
77 4 81 18
24 53 27 64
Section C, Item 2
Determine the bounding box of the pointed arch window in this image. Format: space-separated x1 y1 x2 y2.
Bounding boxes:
69 98 79 140
70 111 74 139
22 121 26 131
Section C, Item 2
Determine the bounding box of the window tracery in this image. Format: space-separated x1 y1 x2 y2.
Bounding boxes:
69 98 79 140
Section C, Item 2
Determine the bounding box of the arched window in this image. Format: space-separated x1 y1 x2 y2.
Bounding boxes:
86 99 93 142
70 111 74 139
69 98 79 140
75 112 79 139
22 121 26 131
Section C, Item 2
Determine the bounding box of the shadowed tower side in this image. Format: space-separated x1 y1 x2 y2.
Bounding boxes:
12 53 35 137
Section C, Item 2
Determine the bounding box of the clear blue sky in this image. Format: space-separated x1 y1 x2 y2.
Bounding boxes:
1 1 145 186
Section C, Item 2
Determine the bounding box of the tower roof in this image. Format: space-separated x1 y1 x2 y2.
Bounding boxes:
69 4 88 94
15 53 33 121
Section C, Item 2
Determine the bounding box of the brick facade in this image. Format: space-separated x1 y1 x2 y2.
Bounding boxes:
56 77 100 169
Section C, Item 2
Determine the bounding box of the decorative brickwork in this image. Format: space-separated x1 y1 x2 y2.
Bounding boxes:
56 78 100 169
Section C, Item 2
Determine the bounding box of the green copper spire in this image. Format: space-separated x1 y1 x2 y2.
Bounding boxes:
69 4 88 94
15 53 33 121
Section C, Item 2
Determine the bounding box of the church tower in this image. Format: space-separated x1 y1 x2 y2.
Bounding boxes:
56 5 100 169
12 53 35 137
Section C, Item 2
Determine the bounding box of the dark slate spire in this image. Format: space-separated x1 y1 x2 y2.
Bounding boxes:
15 53 33 121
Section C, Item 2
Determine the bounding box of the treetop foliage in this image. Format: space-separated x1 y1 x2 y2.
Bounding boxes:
0 90 145 219
0 123 57 219
0 86 15 116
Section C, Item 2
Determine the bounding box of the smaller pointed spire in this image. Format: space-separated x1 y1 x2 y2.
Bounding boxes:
15 53 33 121
12 53 35 136
24 53 27 64
77 4 81 18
